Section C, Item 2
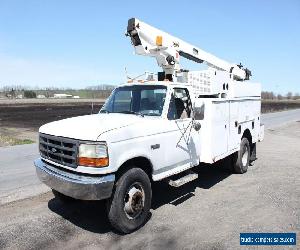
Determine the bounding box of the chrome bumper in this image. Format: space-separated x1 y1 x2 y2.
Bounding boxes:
34 158 115 200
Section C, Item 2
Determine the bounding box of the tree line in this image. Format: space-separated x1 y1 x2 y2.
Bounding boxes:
261 91 300 100
0 84 299 100
0 85 115 99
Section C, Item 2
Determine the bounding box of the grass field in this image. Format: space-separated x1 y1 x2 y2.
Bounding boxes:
261 99 300 113
0 135 34 147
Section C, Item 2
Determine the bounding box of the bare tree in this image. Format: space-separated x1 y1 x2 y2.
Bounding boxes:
286 92 293 100
293 92 299 100
262 91 276 100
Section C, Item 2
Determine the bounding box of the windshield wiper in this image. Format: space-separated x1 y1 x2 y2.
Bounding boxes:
100 109 110 114
146 113 160 116
118 111 144 117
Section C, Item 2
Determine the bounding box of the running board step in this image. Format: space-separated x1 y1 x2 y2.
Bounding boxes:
167 170 198 187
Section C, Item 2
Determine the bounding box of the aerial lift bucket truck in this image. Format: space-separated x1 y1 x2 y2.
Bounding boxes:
34 18 264 233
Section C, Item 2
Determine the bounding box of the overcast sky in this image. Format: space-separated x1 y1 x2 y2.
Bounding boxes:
0 0 299 94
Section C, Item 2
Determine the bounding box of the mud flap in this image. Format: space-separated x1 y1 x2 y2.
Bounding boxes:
250 143 257 162
259 124 264 142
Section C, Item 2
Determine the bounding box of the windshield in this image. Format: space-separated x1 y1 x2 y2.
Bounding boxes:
100 85 167 116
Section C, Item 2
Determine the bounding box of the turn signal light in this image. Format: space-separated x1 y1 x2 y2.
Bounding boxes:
78 157 109 167
156 35 163 46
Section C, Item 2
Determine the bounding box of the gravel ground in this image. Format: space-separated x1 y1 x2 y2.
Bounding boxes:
0 122 299 250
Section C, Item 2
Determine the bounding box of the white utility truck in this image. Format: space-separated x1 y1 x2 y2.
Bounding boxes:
35 18 264 233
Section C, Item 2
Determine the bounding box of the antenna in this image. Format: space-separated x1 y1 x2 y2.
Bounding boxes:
125 67 131 81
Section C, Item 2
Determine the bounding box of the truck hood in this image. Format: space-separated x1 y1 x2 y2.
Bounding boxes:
39 113 143 141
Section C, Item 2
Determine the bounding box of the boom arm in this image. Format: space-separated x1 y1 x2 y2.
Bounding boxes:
126 18 251 81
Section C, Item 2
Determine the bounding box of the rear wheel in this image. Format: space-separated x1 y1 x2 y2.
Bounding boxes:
106 168 152 234
232 137 250 174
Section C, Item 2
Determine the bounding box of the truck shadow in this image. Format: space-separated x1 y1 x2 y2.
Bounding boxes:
48 198 114 234
48 160 231 234
152 161 232 210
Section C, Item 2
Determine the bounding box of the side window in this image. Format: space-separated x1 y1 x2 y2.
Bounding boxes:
167 88 192 120
113 90 132 112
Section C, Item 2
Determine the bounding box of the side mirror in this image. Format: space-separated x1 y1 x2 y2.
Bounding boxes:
193 121 201 131
193 104 205 120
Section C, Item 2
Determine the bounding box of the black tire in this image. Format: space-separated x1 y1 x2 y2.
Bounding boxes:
106 168 152 234
232 137 250 174
52 189 75 202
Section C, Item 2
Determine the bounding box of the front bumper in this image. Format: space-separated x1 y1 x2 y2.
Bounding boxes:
34 158 115 200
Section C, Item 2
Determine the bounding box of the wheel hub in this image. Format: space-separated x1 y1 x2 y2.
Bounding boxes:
124 185 145 219
242 146 248 166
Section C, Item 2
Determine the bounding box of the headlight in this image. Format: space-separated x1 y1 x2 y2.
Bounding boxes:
78 143 109 167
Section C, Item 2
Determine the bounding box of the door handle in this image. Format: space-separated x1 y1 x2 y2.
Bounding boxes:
151 144 160 150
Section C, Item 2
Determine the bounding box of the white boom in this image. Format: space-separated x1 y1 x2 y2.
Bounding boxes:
126 18 251 81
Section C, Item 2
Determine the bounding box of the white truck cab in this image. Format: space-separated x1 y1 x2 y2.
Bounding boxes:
34 18 264 233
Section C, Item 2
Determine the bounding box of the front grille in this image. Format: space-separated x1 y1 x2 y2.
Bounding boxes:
39 133 78 168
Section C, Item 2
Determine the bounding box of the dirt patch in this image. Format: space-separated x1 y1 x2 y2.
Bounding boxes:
0 102 104 130
0 101 104 146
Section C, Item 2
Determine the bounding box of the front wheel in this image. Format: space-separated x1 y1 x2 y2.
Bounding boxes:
232 137 250 174
106 168 152 234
